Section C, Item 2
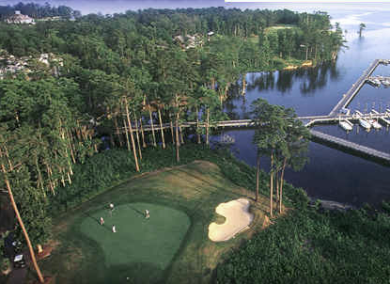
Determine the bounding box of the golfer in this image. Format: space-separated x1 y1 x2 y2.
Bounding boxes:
109 203 114 215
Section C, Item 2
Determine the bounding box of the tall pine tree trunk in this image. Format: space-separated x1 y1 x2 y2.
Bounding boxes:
270 152 274 217
158 108 166 148
196 107 201 144
139 118 147 148
0 154 44 283
122 117 131 151
149 108 157 147
45 163 55 195
169 112 175 144
206 108 210 145
3 145 13 171
175 112 180 162
66 130 76 164
279 158 287 214
124 98 140 172
134 115 142 160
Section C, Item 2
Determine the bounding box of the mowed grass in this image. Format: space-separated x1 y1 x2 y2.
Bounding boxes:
42 161 270 284
80 203 190 279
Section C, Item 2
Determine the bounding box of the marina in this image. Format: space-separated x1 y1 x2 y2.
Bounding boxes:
367 75 390 87
221 13 390 207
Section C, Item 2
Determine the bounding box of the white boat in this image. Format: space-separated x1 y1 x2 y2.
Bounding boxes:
339 120 353 131
382 80 390 87
366 78 380 87
219 134 235 144
355 110 363 117
368 119 382 129
359 118 371 129
340 108 350 115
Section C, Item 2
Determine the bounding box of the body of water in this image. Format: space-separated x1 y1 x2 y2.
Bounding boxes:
219 10 390 206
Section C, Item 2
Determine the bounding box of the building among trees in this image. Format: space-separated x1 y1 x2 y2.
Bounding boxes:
4 10 35 24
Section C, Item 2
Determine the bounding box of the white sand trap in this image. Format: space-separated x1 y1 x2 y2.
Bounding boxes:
208 198 253 242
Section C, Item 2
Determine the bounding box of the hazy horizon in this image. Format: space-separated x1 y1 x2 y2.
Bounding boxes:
1 0 390 15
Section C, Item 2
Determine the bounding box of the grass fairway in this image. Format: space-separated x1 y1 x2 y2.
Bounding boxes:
43 161 270 284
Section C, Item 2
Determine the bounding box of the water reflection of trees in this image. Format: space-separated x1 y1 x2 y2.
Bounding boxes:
244 61 339 95
224 83 240 119
246 72 275 93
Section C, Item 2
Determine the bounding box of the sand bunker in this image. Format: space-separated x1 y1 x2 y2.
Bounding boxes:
208 198 253 242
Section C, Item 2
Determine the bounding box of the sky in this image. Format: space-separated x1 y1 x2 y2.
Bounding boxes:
1 0 390 15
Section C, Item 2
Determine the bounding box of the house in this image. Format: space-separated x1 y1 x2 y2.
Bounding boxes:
0 53 63 80
5 11 35 25
173 34 203 50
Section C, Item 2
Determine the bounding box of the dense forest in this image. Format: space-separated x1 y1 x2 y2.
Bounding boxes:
0 2 345 260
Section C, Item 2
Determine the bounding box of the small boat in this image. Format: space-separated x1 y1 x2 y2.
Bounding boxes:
340 108 350 115
359 118 371 129
382 80 390 87
219 134 235 144
366 78 380 87
355 110 363 117
368 119 382 129
339 120 353 131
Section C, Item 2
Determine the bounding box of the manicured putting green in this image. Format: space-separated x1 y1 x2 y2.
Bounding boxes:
80 203 190 271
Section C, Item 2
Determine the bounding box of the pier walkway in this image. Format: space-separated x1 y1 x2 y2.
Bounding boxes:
329 59 383 117
310 130 390 162
134 112 389 131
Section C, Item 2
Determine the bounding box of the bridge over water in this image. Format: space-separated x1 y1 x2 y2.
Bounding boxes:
121 59 390 162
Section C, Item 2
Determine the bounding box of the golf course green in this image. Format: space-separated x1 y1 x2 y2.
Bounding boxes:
80 202 190 279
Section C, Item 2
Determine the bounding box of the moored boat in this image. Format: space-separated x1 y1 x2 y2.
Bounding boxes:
368 119 382 129
382 80 390 87
339 120 353 131
359 118 371 129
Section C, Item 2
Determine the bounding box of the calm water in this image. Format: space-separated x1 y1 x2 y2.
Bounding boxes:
219 10 390 206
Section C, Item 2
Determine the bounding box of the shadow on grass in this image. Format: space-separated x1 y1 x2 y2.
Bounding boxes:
126 204 145 217
82 211 112 232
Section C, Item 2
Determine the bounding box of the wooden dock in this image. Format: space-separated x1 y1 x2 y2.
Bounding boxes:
310 130 390 162
329 59 383 117
125 112 390 131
